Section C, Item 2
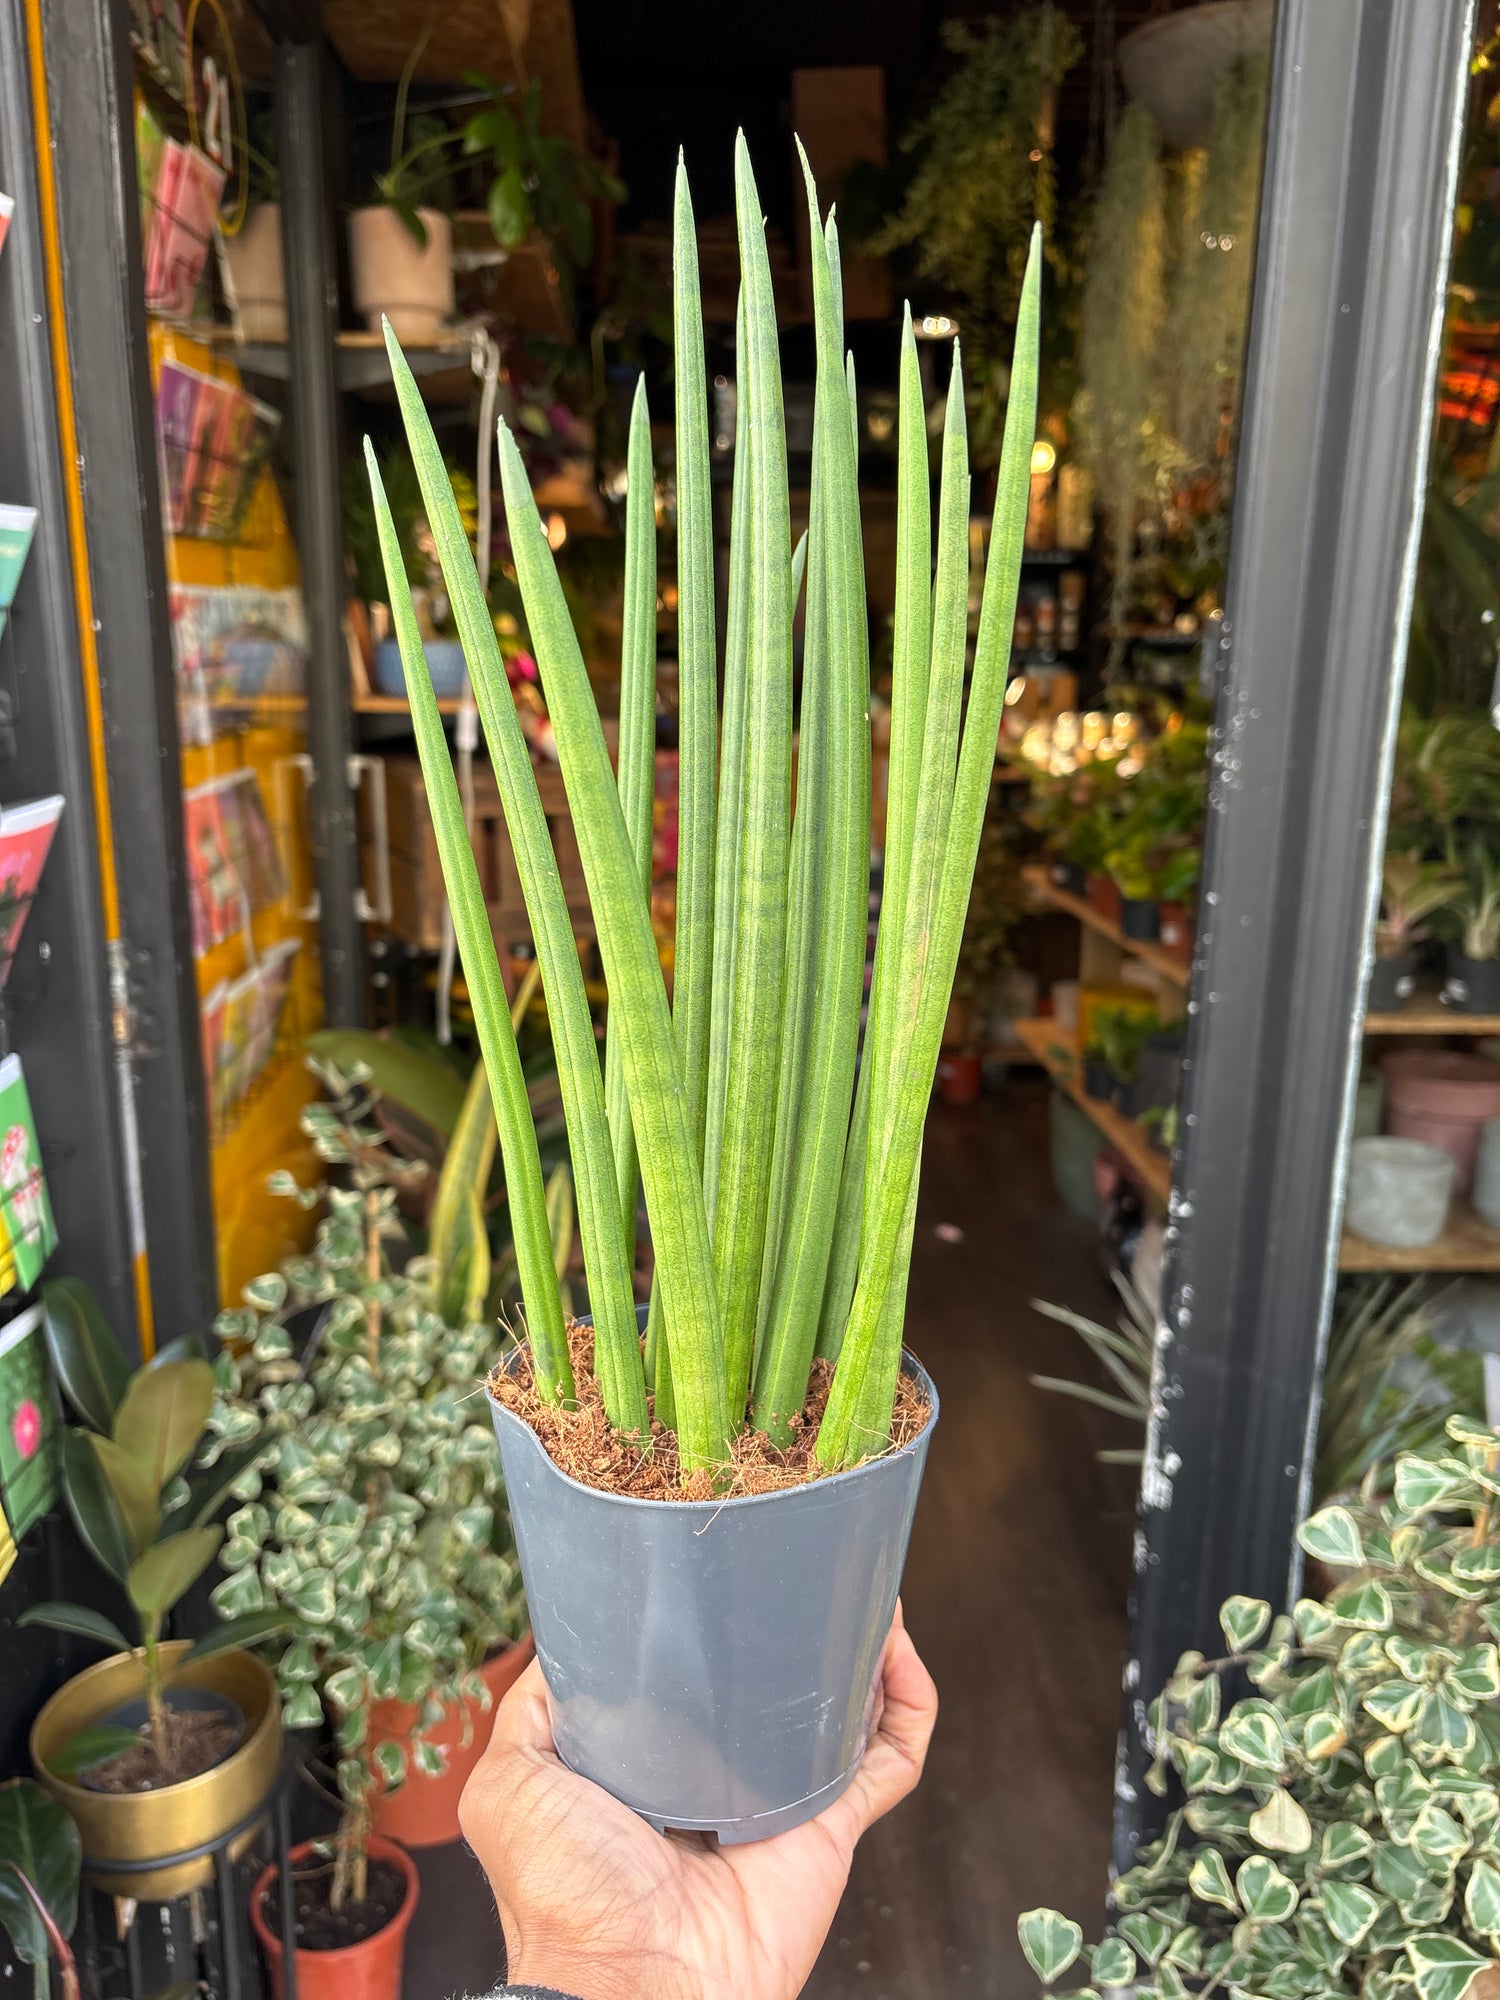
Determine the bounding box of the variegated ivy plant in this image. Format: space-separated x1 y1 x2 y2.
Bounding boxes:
205 1060 526 1908
365 136 1040 1479
1019 1414 1500 2000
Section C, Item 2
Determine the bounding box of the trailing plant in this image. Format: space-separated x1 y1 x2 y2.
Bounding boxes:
1376 852 1462 960
19 1281 286 1778
1167 54 1270 478
0 1780 80 2000
206 1058 528 1909
864 9 1082 450
366 138 1041 1477
1019 1412 1500 2000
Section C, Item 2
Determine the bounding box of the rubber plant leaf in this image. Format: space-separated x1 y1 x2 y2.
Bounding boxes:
41 1276 129 1432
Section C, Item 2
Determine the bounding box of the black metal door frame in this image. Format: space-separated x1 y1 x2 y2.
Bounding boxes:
1120 0 1476 1857
4 0 368 1349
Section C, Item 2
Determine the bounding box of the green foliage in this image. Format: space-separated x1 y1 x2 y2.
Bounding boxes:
1449 844 1500 963
207 1065 526 1902
1019 1414 1500 2000
1090 1006 1162 1087
1035 1273 1486 1493
1378 851 1465 959
458 73 624 288
372 142 1040 1477
23 1280 290 1769
864 10 1082 454
0 1780 79 1976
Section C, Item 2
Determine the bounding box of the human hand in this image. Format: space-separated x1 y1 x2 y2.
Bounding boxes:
459 1603 938 2000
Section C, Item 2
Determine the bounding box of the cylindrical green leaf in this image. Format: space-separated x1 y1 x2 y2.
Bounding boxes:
604 377 657 1268
493 418 730 1470
752 150 870 1442
364 437 576 1409
709 135 793 1422
817 232 1041 1467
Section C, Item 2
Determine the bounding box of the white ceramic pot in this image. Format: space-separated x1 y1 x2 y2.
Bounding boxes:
348 205 454 345
1345 1136 1454 1250
222 203 287 343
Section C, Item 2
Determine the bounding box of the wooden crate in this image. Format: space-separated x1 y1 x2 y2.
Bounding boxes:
377 755 594 959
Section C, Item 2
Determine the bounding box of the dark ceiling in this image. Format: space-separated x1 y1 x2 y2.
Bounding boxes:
571 0 1211 235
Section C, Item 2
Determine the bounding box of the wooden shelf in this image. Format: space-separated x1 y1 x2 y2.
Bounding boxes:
353 693 466 716
1364 996 1500 1035
1023 866 1191 990
1011 1016 1172 1204
1339 1204 1500 1272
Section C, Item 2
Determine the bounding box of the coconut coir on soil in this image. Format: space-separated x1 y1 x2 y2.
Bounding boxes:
489 1320 930 1500
81 1708 239 1793
261 1857 407 1951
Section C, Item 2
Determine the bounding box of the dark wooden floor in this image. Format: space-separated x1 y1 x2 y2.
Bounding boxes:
805 1082 1136 2000
404 1079 1137 1999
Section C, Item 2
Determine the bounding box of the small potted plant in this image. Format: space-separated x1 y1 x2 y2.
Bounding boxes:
21 1281 287 1901
0 1779 80 2000
1019 1412 1500 2000
1441 843 1500 1015
214 1064 529 1994
1373 849 1460 1012
364 138 1039 1840
348 36 457 343
1093 1003 1161 1116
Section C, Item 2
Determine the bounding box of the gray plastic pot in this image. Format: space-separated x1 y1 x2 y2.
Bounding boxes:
487 1331 936 1844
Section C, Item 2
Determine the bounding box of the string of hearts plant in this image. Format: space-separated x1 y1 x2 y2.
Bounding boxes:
364 134 1040 1483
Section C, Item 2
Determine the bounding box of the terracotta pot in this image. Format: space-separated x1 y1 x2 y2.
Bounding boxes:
935 1050 982 1104
1158 901 1194 961
1086 873 1121 925
223 203 286 342
348 205 454 344
251 1834 419 2000
369 1636 535 1848
1383 1049 1500 1198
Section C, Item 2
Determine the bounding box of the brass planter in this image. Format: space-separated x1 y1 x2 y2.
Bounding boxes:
30 1642 282 1899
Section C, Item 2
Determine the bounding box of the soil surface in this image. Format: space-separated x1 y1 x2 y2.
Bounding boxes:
490 1320 931 1500
81 1708 240 1792
262 1858 408 1952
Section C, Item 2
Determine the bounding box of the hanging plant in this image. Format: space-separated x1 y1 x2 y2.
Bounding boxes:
1169 52 1270 481
866 8 1082 456
1075 104 1172 655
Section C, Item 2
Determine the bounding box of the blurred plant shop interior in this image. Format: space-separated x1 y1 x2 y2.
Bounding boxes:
0 0 1499 1993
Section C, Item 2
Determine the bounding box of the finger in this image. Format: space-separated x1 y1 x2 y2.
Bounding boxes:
489 1657 557 1760
829 1620 938 1842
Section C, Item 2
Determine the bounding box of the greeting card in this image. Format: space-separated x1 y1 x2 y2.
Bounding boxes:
0 1057 57 1299
0 1303 56 1538
0 504 38 644
0 796 64 985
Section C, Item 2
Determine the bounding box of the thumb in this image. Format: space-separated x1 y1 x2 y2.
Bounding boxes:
819 1615 938 1852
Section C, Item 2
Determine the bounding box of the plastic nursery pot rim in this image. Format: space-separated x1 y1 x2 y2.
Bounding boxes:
486 1345 940 1511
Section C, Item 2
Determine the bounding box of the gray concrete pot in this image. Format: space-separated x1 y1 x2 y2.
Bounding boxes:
1345 1136 1454 1248
487 1336 936 1845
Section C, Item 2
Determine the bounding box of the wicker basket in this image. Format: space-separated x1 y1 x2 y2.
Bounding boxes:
1118 0 1273 149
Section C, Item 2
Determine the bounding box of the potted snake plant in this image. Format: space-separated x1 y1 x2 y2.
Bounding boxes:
367 136 1039 1842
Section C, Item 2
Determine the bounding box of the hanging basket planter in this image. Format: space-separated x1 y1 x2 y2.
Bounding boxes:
1118 0 1274 149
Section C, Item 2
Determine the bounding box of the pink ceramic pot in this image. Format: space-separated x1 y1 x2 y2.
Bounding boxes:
1383 1049 1500 1197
